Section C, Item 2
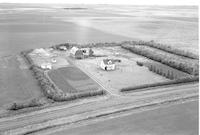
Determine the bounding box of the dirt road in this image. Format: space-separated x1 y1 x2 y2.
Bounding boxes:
0 83 198 135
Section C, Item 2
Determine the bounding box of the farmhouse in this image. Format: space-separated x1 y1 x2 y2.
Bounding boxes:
41 63 52 70
100 59 116 71
70 47 84 59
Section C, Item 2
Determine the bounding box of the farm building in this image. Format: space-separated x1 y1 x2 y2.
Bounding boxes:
81 48 94 57
100 59 116 71
41 63 52 70
70 47 84 59
58 46 67 51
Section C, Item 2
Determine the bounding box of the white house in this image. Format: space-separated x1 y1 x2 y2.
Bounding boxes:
70 47 84 59
41 63 52 70
100 59 116 71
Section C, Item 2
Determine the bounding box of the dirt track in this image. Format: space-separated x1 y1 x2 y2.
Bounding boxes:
0 83 198 135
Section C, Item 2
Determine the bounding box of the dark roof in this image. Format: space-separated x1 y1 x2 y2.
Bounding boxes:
102 59 115 65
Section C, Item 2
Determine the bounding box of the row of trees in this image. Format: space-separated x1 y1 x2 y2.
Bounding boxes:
8 98 45 110
52 41 121 50
148 65 176 80
122 45 199 76
52 40 198 60
121 76 199 92
121 40 198 59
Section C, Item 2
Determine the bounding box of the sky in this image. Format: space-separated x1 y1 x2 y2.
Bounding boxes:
0 0 199 5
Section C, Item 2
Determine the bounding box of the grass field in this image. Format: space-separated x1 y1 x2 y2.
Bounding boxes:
69 5 198 53
48 66 102 93
0 55 43 109
0 5 198 57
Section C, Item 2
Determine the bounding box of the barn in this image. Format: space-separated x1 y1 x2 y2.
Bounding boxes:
70 47 84 59
100 59 116 71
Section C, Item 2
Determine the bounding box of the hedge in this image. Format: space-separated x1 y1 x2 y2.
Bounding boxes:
52 42 121 50
121 76 199 92
8 98 44 110
121 45 199 75
121 40 198 59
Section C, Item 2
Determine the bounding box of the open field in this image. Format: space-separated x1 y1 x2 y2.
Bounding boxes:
73 47 168 93
0 5 198 57
51 100 198 135
0 4 133 57
48 66 102 94
0 4 198 135
0 55 43 109
68 5 198 53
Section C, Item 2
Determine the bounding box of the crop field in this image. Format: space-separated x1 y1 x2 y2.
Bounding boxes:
73 47 169 94
0 55 43 110
48 66 102 93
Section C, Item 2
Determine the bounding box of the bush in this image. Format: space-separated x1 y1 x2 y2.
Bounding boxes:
8 98 44 110
121 76 199 92
136 61 143 66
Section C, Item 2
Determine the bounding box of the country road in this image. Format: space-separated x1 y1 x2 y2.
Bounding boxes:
0 83 198 135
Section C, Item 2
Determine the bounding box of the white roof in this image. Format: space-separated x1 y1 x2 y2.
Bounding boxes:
70 46 79 54
41 63 52 69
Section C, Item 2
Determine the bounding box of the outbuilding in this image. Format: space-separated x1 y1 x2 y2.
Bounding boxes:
100 59 116 71
70 47 84 59
80 48 94 57
41 63 52 70
58 46 67 51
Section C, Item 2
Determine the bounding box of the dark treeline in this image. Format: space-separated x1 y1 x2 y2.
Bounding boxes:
8 98 45 110
52 42 120 50
53 40 198 60
121 76 199 92
122 45 199 76
121 40 199 59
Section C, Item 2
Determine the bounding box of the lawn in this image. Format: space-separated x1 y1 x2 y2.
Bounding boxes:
0 55 43 109
48 66 102 94
73 47 168 94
